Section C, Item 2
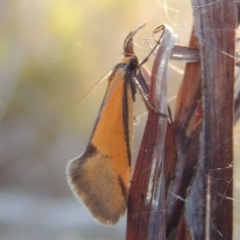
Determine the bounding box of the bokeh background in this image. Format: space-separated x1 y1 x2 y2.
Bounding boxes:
1 0 240 239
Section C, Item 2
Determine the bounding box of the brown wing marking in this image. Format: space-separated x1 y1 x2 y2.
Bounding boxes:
67 143 128 225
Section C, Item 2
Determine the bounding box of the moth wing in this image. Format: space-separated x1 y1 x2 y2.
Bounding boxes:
66 147 128 225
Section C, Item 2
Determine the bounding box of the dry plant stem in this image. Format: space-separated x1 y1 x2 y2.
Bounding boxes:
170 46 199 62
188 1 237 239
234 86 240 124
126 25 176 240
166 31 202 238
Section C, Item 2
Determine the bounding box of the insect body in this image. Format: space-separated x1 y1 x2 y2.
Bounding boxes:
66 56 138 225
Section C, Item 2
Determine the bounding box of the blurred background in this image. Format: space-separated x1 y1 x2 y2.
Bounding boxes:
0 0 240 239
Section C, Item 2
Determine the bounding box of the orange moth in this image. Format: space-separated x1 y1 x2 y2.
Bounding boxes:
66 25 160 225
